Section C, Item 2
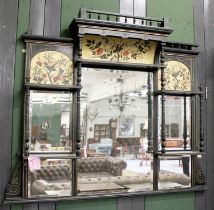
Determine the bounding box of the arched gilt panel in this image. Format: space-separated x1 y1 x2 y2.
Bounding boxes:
30 51 73 86
159 60 191 91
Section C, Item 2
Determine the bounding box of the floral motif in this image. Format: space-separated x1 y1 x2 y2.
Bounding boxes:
159 61 191 91
30 51 73 86
82 35 157 64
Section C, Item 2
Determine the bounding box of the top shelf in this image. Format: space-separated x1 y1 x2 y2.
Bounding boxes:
71 8 173 39
78 8 169 29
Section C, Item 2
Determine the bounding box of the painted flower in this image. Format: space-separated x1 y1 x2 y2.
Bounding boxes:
96 48 103 55
123 50 129 57
53 76 60 83
36 61 43 67
42 73 47 78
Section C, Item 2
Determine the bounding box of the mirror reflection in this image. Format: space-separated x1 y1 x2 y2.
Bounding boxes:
29 91 72 152
78 68 191 194
28 157 72 197
159 155 191 189
79 68 153 193
158 96 191 151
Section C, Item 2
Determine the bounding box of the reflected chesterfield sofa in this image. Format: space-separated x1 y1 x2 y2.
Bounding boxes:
30 157 190 195
30 157 127 195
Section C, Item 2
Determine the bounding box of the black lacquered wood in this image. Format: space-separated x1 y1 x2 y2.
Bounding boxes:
79 8 168 29
25 84 81 92
199 85 205 152
24 87 30 157
183 96 188 150
22 33 73 43
160 43 166 154
164 41 199 55
147 72 153 151
79 59 163 71
76 36 82 157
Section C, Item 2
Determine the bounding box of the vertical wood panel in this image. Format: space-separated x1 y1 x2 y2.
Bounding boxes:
145 193 195 210
118 197 132 210
12 0 30 207
134 0 146 16
11 204 22 210
118 196 144 210
23 204 38 210
56 199 117 210
132 196 145 210
195 192 206 210
120 0 133 14
28 0 45 35
193 0 206 209
39 202 55 210
12 0 31 169
44 0 62 36
120 0 133 23
204 0 214 209
0 0 18 209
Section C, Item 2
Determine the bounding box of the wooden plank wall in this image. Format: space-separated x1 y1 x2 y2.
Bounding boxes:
0 0 210 210
21 0 62 210
117 1 146 209
203 0 214 209
44 0 61 36
193 0 206 210
0 1 19 210
134 0 146 17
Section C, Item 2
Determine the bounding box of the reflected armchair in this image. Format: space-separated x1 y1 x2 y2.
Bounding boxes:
89 138 113 155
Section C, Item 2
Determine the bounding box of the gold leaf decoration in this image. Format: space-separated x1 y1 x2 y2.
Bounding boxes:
82 35 157 64
30 51 73 86
159 61 191 91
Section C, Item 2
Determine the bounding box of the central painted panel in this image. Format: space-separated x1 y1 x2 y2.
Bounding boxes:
82 35 158 64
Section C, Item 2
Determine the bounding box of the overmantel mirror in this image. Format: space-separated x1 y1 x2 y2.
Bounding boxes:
5 8 205 202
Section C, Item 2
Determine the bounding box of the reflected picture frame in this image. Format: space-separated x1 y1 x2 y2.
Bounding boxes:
119 116 135 136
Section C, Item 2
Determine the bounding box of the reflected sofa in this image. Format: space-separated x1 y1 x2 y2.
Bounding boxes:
88 138 113 155
30 157 190 195
30 156 127 195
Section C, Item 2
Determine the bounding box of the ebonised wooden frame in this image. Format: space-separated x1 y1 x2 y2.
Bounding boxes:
5 8 206 203
151 43 206 188
22 35 77 198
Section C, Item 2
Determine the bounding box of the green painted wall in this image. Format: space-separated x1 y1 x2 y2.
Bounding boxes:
12 0 30 167
61 0 120 37
56 199 117 210
147 0 194 44
145 192 195 210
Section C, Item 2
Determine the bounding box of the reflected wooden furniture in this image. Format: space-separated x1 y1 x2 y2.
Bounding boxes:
116 137 140 147
165 139 183 148
94 124 110 142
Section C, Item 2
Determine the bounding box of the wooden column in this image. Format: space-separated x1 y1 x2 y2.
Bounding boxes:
160 43 166 154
